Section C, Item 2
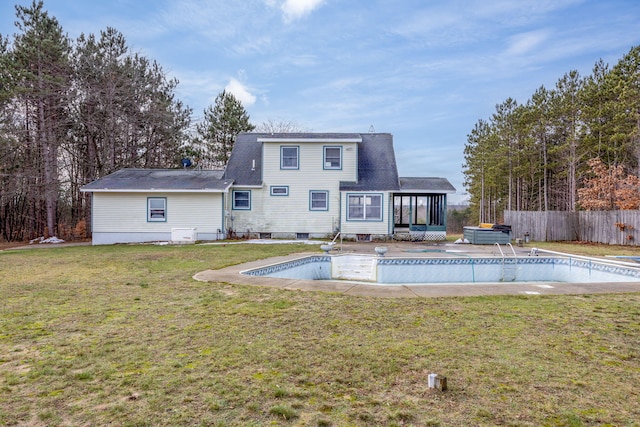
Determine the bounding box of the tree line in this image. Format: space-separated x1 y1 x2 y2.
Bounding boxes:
0 1 265 242
463 46 640 224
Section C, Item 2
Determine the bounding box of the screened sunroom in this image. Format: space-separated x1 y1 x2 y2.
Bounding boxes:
393 178 456 241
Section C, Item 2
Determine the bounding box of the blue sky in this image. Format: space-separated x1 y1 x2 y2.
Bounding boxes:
2 0 640 203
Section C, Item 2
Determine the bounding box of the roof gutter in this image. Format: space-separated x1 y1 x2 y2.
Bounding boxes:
257 137 362 143
80 188 229 193
395 189 457 194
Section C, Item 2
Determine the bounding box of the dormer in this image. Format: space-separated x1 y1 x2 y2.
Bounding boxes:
256 134 361 183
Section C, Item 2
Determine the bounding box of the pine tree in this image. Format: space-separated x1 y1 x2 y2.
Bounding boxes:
11 0 72 237
196 90 255 167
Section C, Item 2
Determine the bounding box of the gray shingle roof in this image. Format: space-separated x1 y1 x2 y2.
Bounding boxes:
226 132 402 191
399 177 456 193
223 133 264 186
339 133 400 191
82 134 457 194
81 168 230 192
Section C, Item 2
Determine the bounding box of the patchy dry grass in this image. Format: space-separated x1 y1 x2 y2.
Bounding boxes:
0 242 639 426
533 239 640 258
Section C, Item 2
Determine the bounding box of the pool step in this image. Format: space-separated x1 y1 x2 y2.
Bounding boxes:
502 258 517 282
331 255 378 282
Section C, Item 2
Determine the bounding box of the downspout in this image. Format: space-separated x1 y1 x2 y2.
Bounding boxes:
90 192 94 243
221 190 226 239
389 193 394 236
338 192 342 237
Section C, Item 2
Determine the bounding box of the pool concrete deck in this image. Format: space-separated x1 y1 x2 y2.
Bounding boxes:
193 241 640 298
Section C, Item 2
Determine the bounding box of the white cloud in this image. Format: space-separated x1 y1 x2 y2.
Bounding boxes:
280 0 325 23
225 78 257 106
505 30 550 56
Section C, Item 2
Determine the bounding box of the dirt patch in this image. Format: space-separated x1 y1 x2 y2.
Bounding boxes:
0 240 91 251
0 241 26 250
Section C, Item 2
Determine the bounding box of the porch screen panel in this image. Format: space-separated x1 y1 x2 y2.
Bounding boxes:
429 195 444 225
394 197 402 224
393 194 446 227
402 196 411 224
416 196 427 224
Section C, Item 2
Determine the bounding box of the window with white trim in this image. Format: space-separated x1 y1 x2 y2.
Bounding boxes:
147 197 167 222
323 146 342 169
310 190 329 211
270 186 289 196
232 190 251 210
281 146 299 169
347 194 382 220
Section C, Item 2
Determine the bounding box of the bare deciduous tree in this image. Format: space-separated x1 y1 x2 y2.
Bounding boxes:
254 118 310 133
578 157 640 210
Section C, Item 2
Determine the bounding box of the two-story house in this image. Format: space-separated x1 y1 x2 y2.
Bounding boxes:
81 132 455 244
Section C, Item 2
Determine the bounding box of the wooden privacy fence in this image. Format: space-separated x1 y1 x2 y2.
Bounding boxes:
503 210 640 245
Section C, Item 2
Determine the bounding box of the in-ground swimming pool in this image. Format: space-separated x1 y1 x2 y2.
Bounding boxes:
241 253 640 285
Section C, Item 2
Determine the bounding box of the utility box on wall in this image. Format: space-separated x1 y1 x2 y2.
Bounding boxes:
171 228 197 243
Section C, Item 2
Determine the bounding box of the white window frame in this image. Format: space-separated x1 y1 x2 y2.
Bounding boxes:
323 146 342 169
270 186 289 196
147 197 167 222
310 190 329 211
347 193 383 221
281 146 299 169
232 190 251 210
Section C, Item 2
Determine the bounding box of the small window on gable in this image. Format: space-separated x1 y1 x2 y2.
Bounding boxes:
148 197 166 222
310 190 329 211
270 186 289 196
233 190 251 210
324 146 342 169
281 146 299 169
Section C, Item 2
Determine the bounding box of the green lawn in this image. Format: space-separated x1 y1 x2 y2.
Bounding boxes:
1 242 639 426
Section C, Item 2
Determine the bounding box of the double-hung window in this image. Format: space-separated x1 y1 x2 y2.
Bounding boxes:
148 197 167 222
232 190 251 210
281 146 299 169
347 194 382 220
310 191 329 211
323 146 342 169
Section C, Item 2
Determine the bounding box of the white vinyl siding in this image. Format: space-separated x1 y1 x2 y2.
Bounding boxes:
264 142 357 184
233 141 359 234
92 193 223 234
